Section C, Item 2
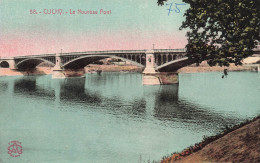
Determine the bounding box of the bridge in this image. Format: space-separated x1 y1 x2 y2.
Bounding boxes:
0 48 260 84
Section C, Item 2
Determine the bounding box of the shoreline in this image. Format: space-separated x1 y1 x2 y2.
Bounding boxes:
177 64 255 74
0 64 257 77
160 115 260 163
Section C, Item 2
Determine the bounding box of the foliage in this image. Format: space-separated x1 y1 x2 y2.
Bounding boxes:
158 0 260 66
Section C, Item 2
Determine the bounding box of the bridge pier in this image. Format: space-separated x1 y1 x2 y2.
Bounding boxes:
52 53 65 78
52 69 66 78
8 59 17 70
143 50 157 74
142 50 160 85
143 72 179 85
142 50 178 85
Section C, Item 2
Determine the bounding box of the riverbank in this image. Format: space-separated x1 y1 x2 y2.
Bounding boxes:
87 64 255 74
0 67 52 76
160 115 260 163
177 64 254 73
0 64 256 76
85 64 143 72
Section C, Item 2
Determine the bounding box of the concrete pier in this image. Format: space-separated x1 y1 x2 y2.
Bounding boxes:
142 50 178 85
52 69 66 78
155 72 179 84
142 72 178 85
142 50 157 74
142 75 161 85
52 53 66 78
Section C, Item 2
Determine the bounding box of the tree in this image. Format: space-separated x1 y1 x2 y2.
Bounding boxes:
158 0 260 66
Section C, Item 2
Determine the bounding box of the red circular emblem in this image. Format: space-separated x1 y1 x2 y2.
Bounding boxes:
7 141 23 157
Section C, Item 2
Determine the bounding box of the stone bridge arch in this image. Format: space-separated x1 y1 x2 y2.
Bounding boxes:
16 58 55 70
0 61 10 68
61 55 145 69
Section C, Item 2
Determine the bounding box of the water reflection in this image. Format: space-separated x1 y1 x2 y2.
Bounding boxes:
14 77 37 92
59 78 102 105
1 72 260 162
0 81 8 92
151 85 240 132
13 76 55 100
9 75 147 118
7 74 243 131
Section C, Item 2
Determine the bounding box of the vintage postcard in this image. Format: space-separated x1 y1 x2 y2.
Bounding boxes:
0 0 259 163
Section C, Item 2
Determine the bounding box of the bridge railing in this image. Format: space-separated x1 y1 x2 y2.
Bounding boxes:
154 49 186 53
6 49 188 59
61 50 147 56
14 53 56 59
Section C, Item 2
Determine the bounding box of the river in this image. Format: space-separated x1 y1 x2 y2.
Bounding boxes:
0 72 259 163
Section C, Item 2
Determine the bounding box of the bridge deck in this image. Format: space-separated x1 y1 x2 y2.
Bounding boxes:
1 49 187 59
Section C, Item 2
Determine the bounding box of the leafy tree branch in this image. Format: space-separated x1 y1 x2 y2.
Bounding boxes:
158 0 260 66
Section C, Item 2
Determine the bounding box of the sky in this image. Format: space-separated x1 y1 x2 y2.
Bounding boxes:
0 0 189 57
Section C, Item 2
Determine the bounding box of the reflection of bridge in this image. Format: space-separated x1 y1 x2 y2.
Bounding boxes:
1 75 244 130
1 48 260 84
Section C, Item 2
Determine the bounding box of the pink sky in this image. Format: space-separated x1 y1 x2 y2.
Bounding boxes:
0 0 189 57
0 31 187 57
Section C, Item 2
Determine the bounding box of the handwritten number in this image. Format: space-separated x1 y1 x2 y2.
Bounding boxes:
166 1 186 15
175 3 186 13
166 3 173 16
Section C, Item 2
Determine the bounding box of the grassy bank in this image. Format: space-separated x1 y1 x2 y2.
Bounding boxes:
160 115 260 163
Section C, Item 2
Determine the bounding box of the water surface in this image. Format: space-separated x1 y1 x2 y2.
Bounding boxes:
0 72 259 163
